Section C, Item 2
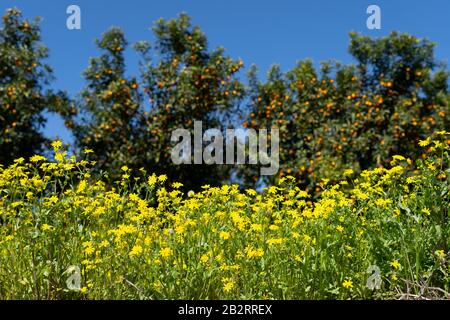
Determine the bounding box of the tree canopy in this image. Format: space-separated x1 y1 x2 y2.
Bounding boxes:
1 9 449 192
0 8 67 164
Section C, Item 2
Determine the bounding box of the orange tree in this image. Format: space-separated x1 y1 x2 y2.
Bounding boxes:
0 8 67 164
135 13 244 190
67 27 143 176
242 32 449 192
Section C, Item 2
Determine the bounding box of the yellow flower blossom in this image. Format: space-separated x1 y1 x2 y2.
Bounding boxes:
129 245 143 257
342 280 353 289
219 231 230 240
160 247 172 259
390 260 401 269
41 224 53 232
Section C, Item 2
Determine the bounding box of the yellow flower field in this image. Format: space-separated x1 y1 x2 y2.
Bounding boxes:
0 133 449 299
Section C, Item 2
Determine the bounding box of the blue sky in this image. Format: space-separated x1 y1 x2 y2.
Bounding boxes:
2 0 450 143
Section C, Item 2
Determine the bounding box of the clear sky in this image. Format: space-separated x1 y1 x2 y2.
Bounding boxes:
1 0 449 143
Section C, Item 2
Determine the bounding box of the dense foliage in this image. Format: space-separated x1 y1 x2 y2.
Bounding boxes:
0 8 67 165
2 9 449 191
243 33 449 191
